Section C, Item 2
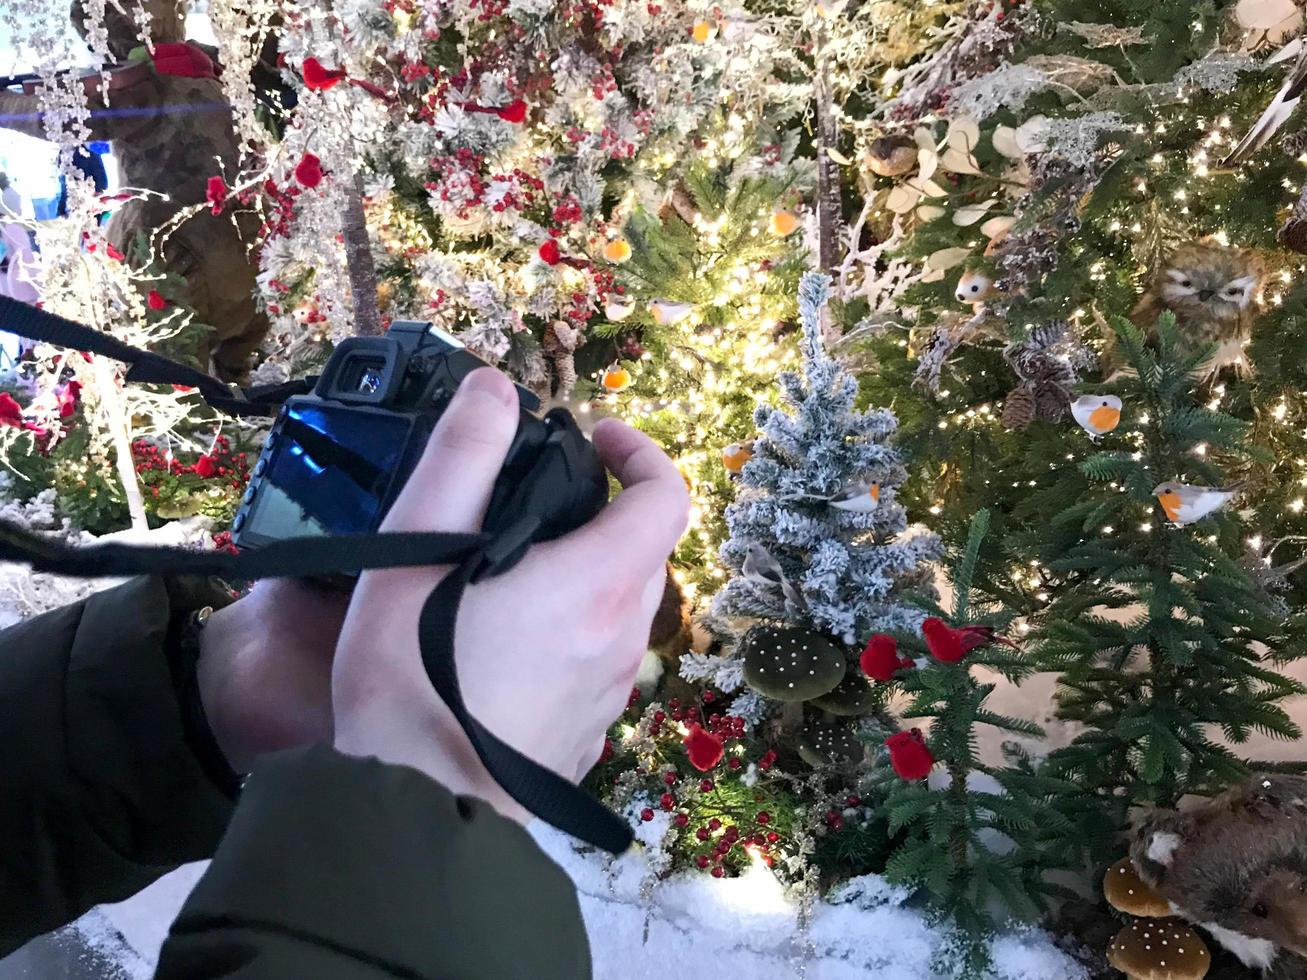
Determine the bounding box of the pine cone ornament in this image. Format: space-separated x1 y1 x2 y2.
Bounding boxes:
1281 130 1307 159
542 321 581 396
1034 383 1068 423
1280 185 1307 254
1002 385 1036 430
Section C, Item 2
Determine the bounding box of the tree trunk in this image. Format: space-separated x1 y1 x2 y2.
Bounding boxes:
341 174 382 337
813 26 842 277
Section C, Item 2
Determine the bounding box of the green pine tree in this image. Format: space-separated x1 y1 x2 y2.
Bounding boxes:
1036 317 1306 851
596 154 809 597
872 509 1072 972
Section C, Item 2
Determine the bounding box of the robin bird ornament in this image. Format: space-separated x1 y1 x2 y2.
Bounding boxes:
1154 481 1243 525
1070 394 1123 438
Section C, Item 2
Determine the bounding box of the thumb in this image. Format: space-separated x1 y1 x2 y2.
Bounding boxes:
380 367 521 535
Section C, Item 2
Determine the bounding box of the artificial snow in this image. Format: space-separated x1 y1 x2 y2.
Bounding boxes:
50 829 1086 980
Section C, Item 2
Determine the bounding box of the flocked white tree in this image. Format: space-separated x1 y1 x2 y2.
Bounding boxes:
714 272 940 644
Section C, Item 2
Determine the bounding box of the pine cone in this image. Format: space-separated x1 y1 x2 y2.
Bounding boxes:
1002 386 1036 430
1281 187 1307 254
1034 383 1067 423
543 321 581 396
1282 131 1307 159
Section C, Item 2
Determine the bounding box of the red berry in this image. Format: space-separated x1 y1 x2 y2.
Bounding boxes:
696 828 710 841
640 808 655 822
756 812 771 825
766 831 779 843
654 711 666 723
663 771 677 785
711 866 725 878
724 826 740 841
660 793 675 810
846 795 861 807
709 818 722 831
696 855 709 868
700 779 714 792
728 758 741 770
703 690 716 703
674 813 689 827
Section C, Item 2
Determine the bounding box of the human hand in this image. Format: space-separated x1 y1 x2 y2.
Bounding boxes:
332 368 689 821
197 578 347 773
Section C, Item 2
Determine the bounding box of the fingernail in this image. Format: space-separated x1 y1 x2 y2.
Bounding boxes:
461 367 518 408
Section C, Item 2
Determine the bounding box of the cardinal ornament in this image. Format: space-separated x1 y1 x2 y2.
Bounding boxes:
684 724 724 771
860 634 915 682
886 729 935 781
922 617 1017 663
1154 481 1242 525
1070 394 1122 438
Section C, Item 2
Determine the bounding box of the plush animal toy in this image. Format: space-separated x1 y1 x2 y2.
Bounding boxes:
1131 775 1307 976
0 1 269 381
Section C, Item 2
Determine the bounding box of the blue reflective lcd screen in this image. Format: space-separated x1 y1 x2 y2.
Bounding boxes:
243 402 414 539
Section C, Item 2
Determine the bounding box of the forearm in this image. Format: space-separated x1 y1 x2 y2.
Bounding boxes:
0 576 235 956
156 746 591 979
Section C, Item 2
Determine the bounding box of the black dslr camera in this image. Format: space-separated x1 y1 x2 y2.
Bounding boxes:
231 321 607 571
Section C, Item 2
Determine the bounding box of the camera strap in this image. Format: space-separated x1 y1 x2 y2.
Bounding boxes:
0 296 634 854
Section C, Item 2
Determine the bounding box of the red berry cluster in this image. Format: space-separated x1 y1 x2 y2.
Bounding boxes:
552 195 584 226
132 433 252 500
257 179 303 241
211 530 239 555
706 712 746 739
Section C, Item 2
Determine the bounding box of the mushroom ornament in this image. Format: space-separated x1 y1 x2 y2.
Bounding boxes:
1104 857 1212 979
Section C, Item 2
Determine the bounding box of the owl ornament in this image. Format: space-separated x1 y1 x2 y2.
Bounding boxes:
1123 241 1265 379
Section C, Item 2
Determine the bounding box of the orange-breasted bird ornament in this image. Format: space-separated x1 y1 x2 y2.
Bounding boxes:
721 441 754 474
1070 394 1123 439
828 481 881 513
1153 481 1243 526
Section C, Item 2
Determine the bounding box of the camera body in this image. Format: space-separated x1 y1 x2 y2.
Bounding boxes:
231 321 607 569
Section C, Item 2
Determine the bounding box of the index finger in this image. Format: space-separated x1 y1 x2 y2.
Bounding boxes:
560 418 690 575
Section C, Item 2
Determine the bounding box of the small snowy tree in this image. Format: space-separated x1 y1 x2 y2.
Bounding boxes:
715 272 940 644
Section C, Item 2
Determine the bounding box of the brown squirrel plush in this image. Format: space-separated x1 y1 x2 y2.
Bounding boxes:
1131 775 1307 976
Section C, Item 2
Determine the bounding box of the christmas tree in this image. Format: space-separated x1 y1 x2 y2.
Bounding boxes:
872 509 1070 969
597 155 809 596
715 272 940 644
1035 317 1304 841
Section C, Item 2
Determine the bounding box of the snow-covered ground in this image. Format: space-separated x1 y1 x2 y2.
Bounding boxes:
69 830 1086 980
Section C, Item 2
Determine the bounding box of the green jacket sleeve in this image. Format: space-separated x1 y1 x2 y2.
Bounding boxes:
156 745 593 980
0 575 235 957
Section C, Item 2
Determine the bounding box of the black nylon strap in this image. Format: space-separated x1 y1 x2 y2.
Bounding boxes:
0 296 314 416
0 519 485 579
419 560 633 853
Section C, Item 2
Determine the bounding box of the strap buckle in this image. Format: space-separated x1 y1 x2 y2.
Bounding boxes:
469 515 541 583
